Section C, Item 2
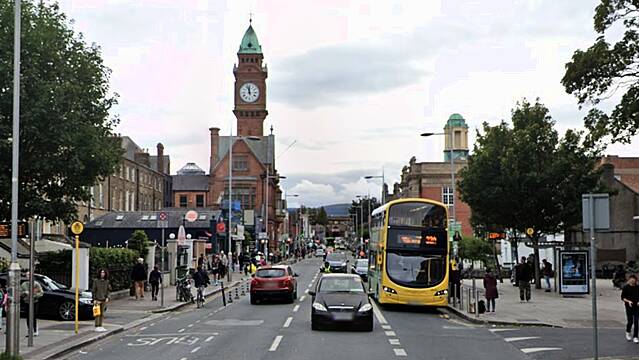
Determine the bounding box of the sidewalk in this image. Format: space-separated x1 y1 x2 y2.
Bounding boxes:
447 278 627 328
0 271 245 360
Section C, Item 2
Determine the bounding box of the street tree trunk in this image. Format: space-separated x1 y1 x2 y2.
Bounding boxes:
533 235 541 289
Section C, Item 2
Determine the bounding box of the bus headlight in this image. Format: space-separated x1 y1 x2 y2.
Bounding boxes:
434 289 448 296
382 286 397 294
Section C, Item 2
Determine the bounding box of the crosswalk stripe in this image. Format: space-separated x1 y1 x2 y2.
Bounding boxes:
504 336 540 342
520 347 562 354
394 348 407 357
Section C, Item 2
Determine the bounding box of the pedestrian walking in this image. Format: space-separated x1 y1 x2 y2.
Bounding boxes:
622 274 639 343
239 252 246 275
483 268 499 312
211 256 220 285
131 258 147 300
21 271 43 336
541 259 553 292
515 256 532 302
449 258 461 303
197 254 206 269
149 265 162 301
92 268 110 332
0 282 7 333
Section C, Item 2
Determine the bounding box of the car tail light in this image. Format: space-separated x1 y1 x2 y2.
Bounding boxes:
280 278 291 287
251 278 260 288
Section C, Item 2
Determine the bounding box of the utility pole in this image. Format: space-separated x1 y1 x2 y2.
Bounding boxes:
7 0 22 355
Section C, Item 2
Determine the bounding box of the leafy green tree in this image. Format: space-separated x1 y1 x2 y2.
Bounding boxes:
562 0 639 144
458 99 602 288
0 1 122 223
316 207 328 226
128 230 150 259
458 236 494 268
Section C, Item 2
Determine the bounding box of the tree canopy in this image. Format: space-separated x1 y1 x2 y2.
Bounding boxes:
128 230 150 259
562 0 639 144
0 1 122 223
458 99 603 286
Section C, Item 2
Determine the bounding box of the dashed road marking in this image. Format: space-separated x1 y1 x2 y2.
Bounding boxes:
393 348 407 357
188 324 194 328
304 289 309 294
371 301 388 324
504 336 540 342
489 328 518 333
381 324 391 330
150 323 155 327
283 317 293 328
269 335 283 352
389 339 400 345
520 347 562 354
178 328 185 333
385 331 396 337
191 346 201 353
293 305 300 312
205 336 214 342
179 357 187 360
195 320 200 323
299 295 306 302
140 326 147 331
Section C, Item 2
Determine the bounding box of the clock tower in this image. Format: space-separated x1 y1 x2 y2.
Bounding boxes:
233 22 268 137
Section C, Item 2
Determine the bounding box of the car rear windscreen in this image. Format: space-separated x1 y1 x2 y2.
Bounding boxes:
256 268 286 278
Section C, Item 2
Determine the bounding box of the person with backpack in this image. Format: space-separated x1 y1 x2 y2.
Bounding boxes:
92 268 110 332
483 268 499 312
21 271 43 336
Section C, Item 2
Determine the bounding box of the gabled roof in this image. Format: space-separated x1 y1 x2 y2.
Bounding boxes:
149 155 170 174
86 209 222 229
213 135 275 170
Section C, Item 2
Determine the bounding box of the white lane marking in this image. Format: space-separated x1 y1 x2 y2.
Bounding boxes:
195 320 201 323
188 324 194 328
394 348 407 357
125 332 218 337
304 289 308 294
299 295 306 302
140 326 147 331
504 336 541 342
179 358 187 360
293 305 300 312
269 335 283 352
205 336 215 342
520 348 562 354
385 331 396 337
191 346 201 353
150 323 155 327
371 301 388 324
283 317 293 328
178 328 185 333
381 324 391 330
389 339 400 345
489 328 518 333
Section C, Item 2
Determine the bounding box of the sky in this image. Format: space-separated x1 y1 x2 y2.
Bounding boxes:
57 0 638 208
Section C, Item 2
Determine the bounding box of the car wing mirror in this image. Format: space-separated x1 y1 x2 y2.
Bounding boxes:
308 290 316 296
294 273 299 277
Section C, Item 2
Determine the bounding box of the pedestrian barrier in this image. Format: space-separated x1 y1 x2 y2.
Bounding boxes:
240 282 246 296
234 286 240 299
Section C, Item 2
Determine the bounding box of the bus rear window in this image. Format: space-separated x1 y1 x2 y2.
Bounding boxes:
388 202 447 229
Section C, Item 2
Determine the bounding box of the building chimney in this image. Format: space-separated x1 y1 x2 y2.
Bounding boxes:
210 127 220 174
601 163 615 185
157 143 165 174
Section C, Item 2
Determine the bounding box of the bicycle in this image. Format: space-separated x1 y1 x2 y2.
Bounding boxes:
196 285 205 308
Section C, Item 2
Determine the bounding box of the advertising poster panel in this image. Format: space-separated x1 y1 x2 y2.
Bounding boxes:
559 250 590 294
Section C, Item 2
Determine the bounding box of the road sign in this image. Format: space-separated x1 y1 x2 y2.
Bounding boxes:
258 232 267 240
216 222 226 233
71 221 84 235
526 227 534 236
157 212 169 228
488 232 506 240
185 210 199 222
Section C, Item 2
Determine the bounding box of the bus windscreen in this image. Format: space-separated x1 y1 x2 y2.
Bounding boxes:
388 202 447 229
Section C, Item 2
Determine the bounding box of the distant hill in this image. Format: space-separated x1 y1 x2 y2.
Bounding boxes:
287 203 351 217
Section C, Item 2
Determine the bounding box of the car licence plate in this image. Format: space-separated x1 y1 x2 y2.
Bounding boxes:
333 312 353 321
264 283 278 289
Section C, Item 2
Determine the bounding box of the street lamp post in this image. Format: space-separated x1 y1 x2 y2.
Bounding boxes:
421 130 457 244
264 174 286 262
285 193 299 250
7 0 22 355
364 169 385 204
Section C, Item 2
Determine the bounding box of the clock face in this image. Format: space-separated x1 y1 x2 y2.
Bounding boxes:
239 82 260 103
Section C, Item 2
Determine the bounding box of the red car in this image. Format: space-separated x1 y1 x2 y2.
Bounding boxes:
250 265 298 304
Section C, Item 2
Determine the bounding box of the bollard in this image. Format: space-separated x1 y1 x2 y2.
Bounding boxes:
221 281 227 306
234 286 240 300
240 283 246 296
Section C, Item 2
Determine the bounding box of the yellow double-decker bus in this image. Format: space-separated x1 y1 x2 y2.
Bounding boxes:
368 198 449 306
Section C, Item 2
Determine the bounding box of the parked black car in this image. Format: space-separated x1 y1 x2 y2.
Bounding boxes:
0 273 94 321
309 274 373 331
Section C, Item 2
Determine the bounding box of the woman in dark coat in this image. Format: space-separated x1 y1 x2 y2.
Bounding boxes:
483 268 499 312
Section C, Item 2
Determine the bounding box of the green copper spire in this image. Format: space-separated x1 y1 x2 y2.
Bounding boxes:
238 24 262 54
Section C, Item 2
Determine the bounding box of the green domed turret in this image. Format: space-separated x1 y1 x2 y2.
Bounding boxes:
445 113 469 128
238 24 262 54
